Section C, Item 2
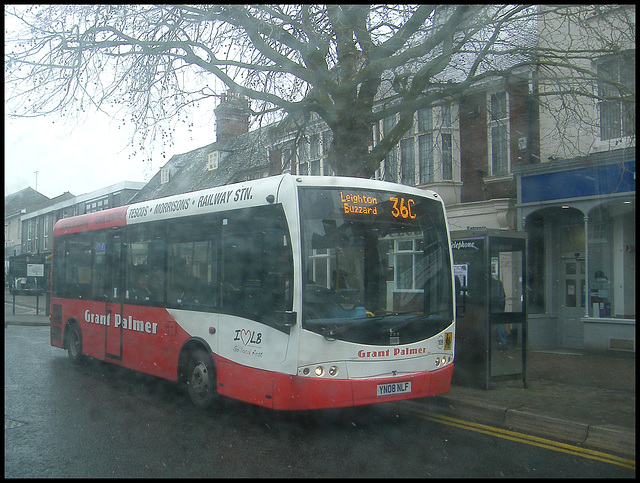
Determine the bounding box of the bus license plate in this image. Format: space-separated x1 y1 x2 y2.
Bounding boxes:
377 381 411 397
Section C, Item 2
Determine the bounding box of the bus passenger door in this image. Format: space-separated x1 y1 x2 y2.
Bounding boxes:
105 230 125 361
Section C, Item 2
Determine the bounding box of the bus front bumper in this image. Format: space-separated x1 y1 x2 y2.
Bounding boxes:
215 356 454 410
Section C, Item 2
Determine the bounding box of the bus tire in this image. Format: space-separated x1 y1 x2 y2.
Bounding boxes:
186 349 216 409
66 323 84 364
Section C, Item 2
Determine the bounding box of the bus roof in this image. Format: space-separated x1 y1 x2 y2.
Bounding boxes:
53 174 444 236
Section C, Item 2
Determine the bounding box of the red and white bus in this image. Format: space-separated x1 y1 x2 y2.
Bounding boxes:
50 174 455 410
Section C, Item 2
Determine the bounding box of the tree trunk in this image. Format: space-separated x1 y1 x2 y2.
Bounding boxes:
329 119 375 178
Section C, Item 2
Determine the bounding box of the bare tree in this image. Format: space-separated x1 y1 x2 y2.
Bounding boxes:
4 5 635 178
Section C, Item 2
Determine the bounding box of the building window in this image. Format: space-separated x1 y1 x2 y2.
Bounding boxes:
282 146 293 173
598 51 635 141
417 107 433 133
384 146 398 182
308 248 332 289
415 105 457 184
85 198 108 214
207 151 219 171
393 237 424 291
308 133 321 175
297 138 309 175
309 134 320 160
418 133 434 183
442 134 453 180
322 130 333 176
383 114 398 182
309 160 321 175
161 168 170 184
322 130 332 154
43 215 52 250
400 138 415 185
384 113 397 137
441 104 452 128
417 108 434 184
488 91 509 176
27 219 34 252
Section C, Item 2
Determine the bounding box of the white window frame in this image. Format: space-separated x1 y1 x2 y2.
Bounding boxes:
393 236 423 292
296 137 310 175
400 137 416 185
487 90 510 177
414 104 458 184
309 133 322 175
383 113 399 182
160 168 170 184
596 51 635 143
27 219 34 252
321 130 333 176
207 151 219 171
43 214 51 250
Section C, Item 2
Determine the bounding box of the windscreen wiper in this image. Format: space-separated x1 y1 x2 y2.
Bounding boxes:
384 313 449 333
321 317 371 340
320 312 421 340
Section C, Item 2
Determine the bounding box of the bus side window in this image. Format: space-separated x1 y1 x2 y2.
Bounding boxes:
166 216 219 310
92 232 108 300
59 234 93 300
125 223 166 305
265 233 293 312
221 206 293 326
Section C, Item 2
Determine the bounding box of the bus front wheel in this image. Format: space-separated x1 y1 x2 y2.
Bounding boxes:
66 324 84 364
186 349 216 409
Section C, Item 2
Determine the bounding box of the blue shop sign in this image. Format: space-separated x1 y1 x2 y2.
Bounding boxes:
521 160 635 203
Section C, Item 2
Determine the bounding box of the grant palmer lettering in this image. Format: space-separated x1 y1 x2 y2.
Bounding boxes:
357 346 429 358
84 309 158 335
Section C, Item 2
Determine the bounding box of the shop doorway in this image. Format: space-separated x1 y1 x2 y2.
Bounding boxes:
559 255 585 349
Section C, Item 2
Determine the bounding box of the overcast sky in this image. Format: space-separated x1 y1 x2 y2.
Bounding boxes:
3 4 219 201
4 110 217 200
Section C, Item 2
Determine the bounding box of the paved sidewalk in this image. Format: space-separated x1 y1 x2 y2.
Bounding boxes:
418 349 635 457
5 314 50 326
5 313 635 458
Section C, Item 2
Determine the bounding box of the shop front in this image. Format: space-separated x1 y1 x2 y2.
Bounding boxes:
516 148 635 352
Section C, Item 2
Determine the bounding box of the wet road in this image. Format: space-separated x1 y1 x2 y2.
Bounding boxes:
4 324 634 477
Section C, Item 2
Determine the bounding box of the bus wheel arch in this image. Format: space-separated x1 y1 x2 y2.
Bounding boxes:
178 339 217 409
64 319 84 364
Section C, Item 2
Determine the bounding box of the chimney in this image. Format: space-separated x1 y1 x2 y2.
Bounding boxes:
214 90 250 142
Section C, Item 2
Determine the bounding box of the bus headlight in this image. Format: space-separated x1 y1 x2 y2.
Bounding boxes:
298 364 341 377
435 356 452 367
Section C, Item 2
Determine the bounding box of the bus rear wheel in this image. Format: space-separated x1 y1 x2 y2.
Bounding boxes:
187 349 216 409
66 324 83 364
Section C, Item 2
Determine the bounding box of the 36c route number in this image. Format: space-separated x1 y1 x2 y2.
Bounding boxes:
390 197 417 219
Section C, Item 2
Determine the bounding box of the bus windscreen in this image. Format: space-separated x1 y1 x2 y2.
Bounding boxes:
299 187 454 345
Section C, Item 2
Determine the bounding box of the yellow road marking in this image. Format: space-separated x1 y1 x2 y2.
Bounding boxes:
399 401 635 471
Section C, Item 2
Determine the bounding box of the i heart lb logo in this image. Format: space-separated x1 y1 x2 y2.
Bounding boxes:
233 328 263 346
240 329 252 345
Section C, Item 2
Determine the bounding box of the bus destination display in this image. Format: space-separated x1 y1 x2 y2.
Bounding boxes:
340 191 417 219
